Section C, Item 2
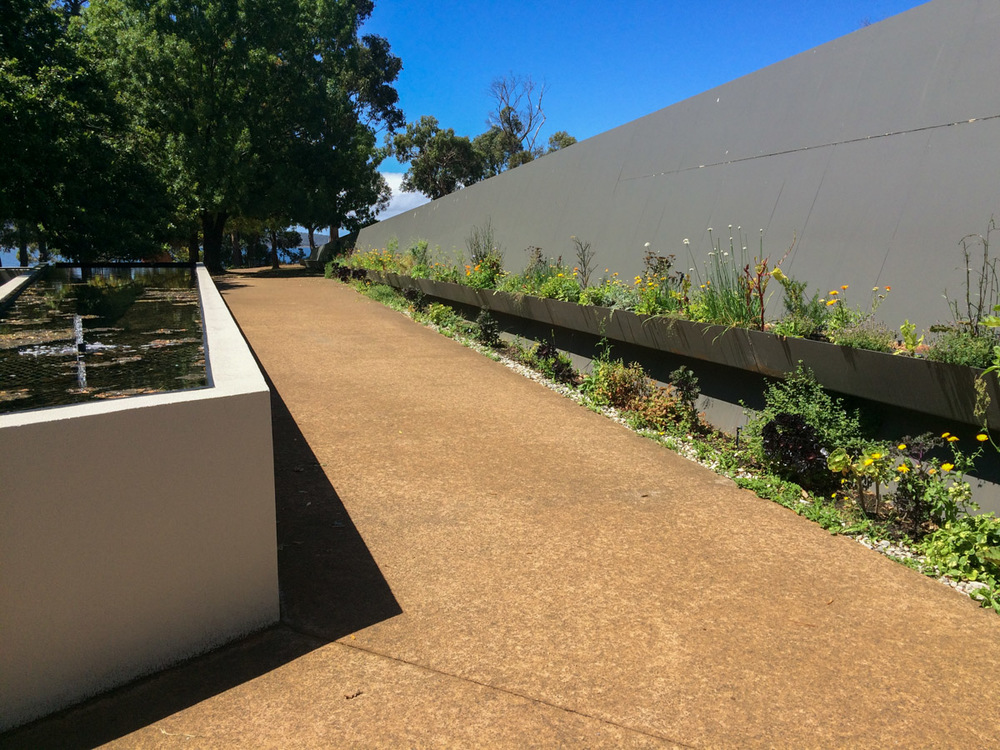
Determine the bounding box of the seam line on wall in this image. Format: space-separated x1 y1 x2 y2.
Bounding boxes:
620 113 1000 182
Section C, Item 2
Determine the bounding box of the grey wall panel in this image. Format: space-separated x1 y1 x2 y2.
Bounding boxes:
358 0 1000 330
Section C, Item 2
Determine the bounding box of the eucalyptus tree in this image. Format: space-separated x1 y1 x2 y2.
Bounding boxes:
391 116 485 199
84 0 402 271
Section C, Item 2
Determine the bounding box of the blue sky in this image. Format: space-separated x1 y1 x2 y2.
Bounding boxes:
369 0 928 218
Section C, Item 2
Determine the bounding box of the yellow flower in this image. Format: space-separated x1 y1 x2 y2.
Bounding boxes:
941 432 951 438
928 468 937 475
826 299 837 306
829 290 839 296
870 452 883 459
977 434 989 442
864 458 874 466
896 465 910 473
897 443 907 450
947 435 959 442
941 463 955 472
841 284 849 290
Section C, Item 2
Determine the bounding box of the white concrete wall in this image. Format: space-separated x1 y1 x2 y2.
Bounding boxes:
0 266 278 731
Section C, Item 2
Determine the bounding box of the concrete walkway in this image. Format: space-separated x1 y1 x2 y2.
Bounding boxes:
6 271 1000 748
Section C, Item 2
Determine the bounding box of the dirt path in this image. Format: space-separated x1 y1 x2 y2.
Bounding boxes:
7 271 1000 748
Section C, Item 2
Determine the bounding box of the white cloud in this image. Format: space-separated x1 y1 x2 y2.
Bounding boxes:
378 173 431 221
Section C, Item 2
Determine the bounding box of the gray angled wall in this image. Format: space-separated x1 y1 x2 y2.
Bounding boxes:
358 0 1000 332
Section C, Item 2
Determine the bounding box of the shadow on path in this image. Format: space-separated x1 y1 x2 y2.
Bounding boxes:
0 379 400 749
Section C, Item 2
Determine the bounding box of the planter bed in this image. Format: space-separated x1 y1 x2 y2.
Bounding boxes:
364 270 1000 431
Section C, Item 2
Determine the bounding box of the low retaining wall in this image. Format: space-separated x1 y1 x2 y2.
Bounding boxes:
0 265 278 731
368 271 1000 432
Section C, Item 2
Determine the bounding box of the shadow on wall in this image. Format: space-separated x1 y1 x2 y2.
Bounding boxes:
0 386 401 749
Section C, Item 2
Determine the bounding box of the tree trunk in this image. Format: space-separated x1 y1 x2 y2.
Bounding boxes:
230 230 242 268
308 226 317 253
17 225 28 267
269 228 280 269
187 229 200 266
201 212 228 273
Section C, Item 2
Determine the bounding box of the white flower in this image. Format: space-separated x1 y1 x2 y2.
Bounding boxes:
723 252 729 257
728 224 732 229
707 227 713 232
683 238 690 245
644 242 651 248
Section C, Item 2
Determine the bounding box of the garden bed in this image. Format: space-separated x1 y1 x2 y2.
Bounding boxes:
363 270 1000 431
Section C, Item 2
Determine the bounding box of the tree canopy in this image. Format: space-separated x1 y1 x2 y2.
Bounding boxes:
391 116 485 200
1 0 402 269
392 74 575 201
0 0 167 263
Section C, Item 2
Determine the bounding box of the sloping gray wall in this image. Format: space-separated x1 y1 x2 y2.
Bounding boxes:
358 0 1000 332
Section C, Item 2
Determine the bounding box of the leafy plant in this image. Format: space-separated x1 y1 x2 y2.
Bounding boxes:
898 319 925 354
827 444 894 516
524 340 577 384
538 272 582 302
474 310 501 348
578 277 638 309
743 364 865 466
927 329 998 368
423 302 464 330
761 413 832 490
892 433 980 526
580 345 652 409
922 514 1000 609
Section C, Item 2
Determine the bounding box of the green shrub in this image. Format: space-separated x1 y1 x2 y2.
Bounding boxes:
922 514 1000 610
474 310 501 348
829 322 896 353
578 278 638 309
743 364 865 468
424 302 463 330
524 341 577 384
927 329 998 368
581 356 653 410
538 273 582 302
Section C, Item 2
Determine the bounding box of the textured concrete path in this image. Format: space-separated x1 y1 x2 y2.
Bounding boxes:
6 270 1000 748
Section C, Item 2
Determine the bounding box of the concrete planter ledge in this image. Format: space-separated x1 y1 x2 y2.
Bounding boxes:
0 265 278 731
363 270 1000 430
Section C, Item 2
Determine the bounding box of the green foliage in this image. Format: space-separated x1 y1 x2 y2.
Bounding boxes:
688 228 772 329
474 310 501 348
580 351 652 410
393 116 484 199
743 365 865 467
538 273 582 302
922 515 1000 610
523 341 577 385
829 321 896 353
424 302 458 327
578 278 639 309
927 329 998 368
892 434 981 526
1 0 168 261
85 0 402 270
899 320 925 354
